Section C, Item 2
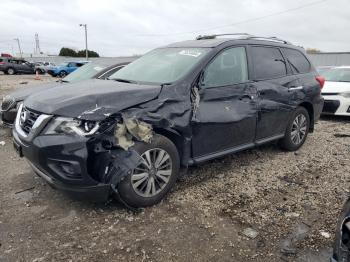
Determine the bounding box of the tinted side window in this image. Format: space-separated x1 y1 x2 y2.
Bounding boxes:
283 48 310 74
202 47 248 88
251 46 287 79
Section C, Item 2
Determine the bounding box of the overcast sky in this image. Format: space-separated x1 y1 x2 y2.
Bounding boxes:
0 0 348 57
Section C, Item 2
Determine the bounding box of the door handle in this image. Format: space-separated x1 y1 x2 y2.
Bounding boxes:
288 86 303 91
239 94 254 101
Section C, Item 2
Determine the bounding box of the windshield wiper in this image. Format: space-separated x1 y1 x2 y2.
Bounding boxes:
113 78 137 84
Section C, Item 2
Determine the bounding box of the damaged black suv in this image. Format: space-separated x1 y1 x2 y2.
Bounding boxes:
12 34 324 207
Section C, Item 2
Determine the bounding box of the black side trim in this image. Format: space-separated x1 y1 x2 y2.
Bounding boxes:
189 133 285 165
255 134 285 145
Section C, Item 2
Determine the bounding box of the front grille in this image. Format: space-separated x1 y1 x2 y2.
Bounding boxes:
1 96 15 111
19 107 41 134
323 100 340 114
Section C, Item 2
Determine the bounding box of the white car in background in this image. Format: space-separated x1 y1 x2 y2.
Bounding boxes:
34 61 56 74
321 66 350 116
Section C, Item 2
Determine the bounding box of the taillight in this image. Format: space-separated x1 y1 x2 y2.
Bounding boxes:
0 62 5 65
315 76 325 89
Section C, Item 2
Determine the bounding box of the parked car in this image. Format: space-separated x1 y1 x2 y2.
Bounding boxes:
0 57 35 75
47 61 88 77
34 61 56 74
331 199 350 262
12 34 324 208
1 60 134 127
321 66 350 116
317 66 334 75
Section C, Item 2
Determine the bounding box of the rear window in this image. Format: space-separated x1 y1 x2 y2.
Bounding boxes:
251 46 287 79
283 48 310 74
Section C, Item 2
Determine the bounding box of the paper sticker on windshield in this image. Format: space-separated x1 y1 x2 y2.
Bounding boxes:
94 66 103 71
178 50 202 57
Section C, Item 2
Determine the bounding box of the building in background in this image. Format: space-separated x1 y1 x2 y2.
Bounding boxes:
308 52 350 67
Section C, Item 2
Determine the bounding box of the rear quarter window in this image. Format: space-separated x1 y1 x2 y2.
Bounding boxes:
251 46 287 79
282 48 311 74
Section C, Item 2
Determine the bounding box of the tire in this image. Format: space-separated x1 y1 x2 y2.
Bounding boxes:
117 134 180 208
279 107 310 151
7 68 15 75
59 71 67 78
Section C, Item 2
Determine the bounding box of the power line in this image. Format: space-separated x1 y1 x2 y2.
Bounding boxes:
136 0 329 37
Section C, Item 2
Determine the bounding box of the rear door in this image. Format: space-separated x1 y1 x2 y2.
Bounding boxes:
10 59 21 72
249 45 299 141
191 46 258 160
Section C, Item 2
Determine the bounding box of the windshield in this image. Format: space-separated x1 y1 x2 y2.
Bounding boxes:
58 62 68 67
323 68 350 82
62 62 106 83
109 47 210 84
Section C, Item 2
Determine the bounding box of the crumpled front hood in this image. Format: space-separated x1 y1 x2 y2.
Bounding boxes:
8 81 62 102
24 79 162 120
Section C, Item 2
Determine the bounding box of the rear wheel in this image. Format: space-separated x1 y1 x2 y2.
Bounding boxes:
279 107 310 151
59 71 67 77
7 68 15 75
117 134 180 207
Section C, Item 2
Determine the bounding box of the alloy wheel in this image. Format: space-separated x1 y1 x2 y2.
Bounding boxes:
291 113 307 145
131 148 172 198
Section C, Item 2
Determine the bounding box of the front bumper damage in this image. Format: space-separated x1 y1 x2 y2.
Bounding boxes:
1 108 17 127
12 112 146 202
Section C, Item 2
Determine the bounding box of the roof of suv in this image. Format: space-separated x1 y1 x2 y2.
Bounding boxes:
166 35 302 50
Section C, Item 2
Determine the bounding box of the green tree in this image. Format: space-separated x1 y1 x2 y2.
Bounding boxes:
77 49 100 58
306 48 321 54
58 47 77 57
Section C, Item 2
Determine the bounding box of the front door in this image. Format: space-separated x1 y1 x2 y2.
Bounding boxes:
191 46 257 160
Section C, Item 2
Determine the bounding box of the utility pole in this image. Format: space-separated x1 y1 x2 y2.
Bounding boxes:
14 38 22 58
79 24 88 60
35 33 41 54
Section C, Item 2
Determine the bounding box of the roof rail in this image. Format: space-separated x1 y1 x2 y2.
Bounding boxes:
245 36 291 44
196 33 252 40
196 33 291 45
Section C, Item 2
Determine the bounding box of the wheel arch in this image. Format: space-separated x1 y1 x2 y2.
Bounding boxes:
153 128 185 164
298 102 314 132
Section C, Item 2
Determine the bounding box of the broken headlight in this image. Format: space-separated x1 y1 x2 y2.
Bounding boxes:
43 117 99 136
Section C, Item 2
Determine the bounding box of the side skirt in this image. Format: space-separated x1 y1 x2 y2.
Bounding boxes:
188 133 285 165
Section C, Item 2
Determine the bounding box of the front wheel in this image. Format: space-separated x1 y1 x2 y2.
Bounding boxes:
279 107 310 151
117 134 180 208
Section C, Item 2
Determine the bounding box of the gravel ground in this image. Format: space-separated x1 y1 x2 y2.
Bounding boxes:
1 74 350 261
